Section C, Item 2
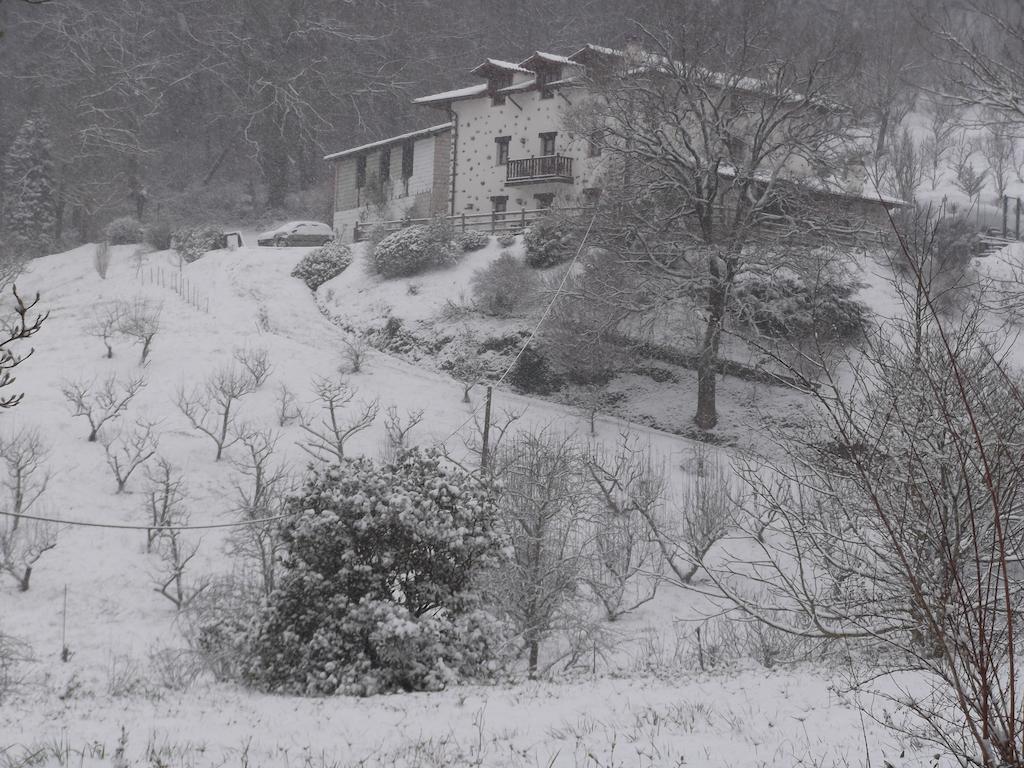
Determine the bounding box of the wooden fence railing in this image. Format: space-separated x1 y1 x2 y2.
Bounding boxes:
353 206 594 242
353 205 889 247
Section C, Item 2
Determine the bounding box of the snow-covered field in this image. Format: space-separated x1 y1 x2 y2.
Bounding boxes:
0 240 949 766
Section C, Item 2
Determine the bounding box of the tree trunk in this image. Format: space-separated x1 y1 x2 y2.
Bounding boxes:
875 107 891 160
527 638 539 677
694 263 730 431
18 565 31 592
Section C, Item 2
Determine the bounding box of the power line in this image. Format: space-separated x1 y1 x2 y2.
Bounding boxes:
435 214 597 446
0 509 295 531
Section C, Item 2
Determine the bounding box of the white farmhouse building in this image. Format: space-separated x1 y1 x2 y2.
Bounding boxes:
325 43 902 242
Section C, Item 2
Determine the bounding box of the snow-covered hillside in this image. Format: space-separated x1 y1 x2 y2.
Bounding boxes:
0 241 934 767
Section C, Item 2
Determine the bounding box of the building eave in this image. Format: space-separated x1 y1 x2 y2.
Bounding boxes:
323 122 453 161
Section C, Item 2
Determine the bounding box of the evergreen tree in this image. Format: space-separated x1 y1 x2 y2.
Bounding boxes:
1 115 56 256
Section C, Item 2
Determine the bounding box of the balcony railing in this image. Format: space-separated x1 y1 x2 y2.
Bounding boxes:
506 155 574 185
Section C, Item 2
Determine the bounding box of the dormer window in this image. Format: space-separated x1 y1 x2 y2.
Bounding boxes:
490 73 513 106
536 66 561 99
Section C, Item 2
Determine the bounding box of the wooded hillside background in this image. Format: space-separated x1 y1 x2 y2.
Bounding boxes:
0 0 969 242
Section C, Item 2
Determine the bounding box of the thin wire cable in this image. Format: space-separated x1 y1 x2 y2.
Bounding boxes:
435 214 598 446
0 509 295 531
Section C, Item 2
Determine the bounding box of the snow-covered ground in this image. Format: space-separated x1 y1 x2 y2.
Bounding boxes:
0 241 941 766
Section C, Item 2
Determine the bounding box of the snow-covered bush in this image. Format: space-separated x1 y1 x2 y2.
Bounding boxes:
454 230 490 252
507 346 561 394
144 220 173 251
524 215 578 268
371 219 456 278
105 216 144 245
732 270 868 341
290 241 352 290
496 233 517 247
245 449 510 695
471 251 536 317
171 225 223 263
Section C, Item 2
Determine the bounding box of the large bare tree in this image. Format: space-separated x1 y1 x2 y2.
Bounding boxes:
571 5 861 429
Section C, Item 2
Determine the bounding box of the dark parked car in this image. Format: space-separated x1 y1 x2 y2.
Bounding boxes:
257 221 335 247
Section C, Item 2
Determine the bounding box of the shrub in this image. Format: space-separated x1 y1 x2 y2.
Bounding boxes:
496 233 517 247
172 225 223 263
507 346 562 394
105 216 144 245
371 221 456 278
291 241 353 290
454 230 490 252
144 220 174 251
471 252 537 317
245 449 509 695
732 270 869 341
524 215 578 268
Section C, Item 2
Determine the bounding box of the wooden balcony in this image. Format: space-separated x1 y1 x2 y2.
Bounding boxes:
506 155 574 185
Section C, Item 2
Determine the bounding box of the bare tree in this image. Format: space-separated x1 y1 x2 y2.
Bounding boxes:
580 434 665 621
176 365 256 460
936 0 1024 126
144 458 209 610
227 429 292 597
642 444 738 586
0 286 47 409
0 426 49 525
273 382 304 427
923 99 960 191
380 405 424 464
0 425 55 591
117 297 161 364
142 457 180 553
101 419 159 493
493 430 588 676
570 18 858 430
980 121 1019 202
886 127 926 206
708 235 1024 765
232 346 273 388
341 335 369 374
0 517 57 592
85 302 122 359
61 373 147 442
951 136 988 205
298 375 378 463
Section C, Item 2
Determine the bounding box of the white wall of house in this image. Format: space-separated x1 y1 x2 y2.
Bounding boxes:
331 132 448 242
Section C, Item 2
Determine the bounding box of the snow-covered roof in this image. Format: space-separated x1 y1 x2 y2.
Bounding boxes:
496 79 537 95
323 123 453 161
471 58 532 77
412 83 489 106
519 51 582 68
715 165 908 207
568 43 621 61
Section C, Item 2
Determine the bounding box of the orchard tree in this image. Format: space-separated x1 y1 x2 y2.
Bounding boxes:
570 5 862 429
